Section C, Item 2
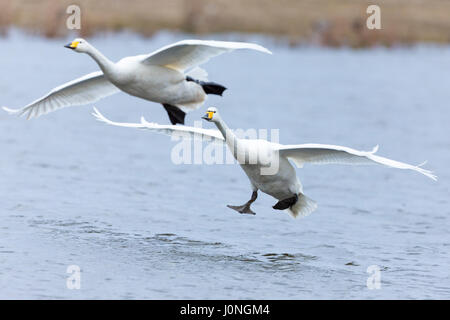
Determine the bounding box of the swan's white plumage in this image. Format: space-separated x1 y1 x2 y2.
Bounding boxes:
278 143 437 180
142 39 272 71
94 108 437 219
92 107 224 143
3 71 119 119
3 39 271 121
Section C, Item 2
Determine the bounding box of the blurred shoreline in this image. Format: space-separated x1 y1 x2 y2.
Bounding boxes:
1 0 449 48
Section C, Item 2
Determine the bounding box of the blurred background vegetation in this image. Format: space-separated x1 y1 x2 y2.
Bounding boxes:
0 0 449 47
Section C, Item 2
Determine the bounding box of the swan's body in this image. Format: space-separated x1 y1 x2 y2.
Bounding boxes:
238 140 301 198
109 62 205 108
3 39 271 124
93 107 436 219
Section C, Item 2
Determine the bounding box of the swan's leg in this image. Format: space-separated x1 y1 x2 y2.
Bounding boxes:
273 194 298 210
227 191 258 215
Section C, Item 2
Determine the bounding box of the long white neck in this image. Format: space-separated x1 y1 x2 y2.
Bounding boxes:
86 45 114 74
214 117 240 157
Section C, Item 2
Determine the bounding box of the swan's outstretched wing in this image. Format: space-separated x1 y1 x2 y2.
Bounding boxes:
141 40 272 71
3 72 120 119
278 143 437 181
92 107 224 143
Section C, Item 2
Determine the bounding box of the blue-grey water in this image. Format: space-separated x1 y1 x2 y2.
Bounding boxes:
0 30 449 299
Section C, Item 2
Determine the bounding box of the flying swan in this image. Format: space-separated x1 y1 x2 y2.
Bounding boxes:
92 107 437 218
3 39 271 125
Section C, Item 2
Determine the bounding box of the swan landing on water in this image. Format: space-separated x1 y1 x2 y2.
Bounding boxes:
3 39 271 125
92 107 437 219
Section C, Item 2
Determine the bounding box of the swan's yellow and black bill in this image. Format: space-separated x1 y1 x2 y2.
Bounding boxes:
64 41 79 49
202 111 214 120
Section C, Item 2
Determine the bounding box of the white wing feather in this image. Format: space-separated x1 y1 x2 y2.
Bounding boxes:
141 39 272 71
92 107 224 143
278 143 437 181
3 72 120 119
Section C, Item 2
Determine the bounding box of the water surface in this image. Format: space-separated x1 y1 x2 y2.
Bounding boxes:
0 31 449 299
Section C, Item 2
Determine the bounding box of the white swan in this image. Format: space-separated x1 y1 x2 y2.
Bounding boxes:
92 107 437 218
3 39 271 124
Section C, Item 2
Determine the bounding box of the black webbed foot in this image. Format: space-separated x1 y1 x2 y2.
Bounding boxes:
227 204 256 215
227 191 258 215
273 194 298 210
162 104 186 125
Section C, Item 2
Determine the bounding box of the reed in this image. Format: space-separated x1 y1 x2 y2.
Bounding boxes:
0 0 449 47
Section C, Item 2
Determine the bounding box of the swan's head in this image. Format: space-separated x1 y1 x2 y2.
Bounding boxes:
64 38 90 53
202 107 220 122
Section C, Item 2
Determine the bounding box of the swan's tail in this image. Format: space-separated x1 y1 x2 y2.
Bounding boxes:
287 193 318 218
